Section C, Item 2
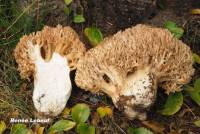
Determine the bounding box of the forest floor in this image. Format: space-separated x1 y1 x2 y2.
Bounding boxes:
0 0 200 133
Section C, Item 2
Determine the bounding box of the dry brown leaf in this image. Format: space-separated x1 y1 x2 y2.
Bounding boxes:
33 124 45 134
10 110 19 118
20 83 28 91
62 107 71 118
37 126 45 134
142 120 165 134
104 107 113 117
91 112 100 126
178 108 190 117
97 106 113 118
168 131 181 134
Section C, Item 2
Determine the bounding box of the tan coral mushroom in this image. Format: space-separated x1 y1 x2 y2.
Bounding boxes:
75 24 194 120
14 25 86 116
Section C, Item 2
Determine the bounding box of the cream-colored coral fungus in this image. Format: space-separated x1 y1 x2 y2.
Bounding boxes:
14 25 85 116
75 24 194 120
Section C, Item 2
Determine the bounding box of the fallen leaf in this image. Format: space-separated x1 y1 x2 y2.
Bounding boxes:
96 106 113 118
0 121 6 134
71 103 90 123
142 120 165 134
37 127 44 134
191 9 200 15
33 124 44 134
10 110 19 118
104 107 113 117
62 107 71 118
159 92 183 116
91 112 100 126
20 83 28 91
48 120 76 133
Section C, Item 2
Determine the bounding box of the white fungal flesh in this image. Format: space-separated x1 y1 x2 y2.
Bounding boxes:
120 68 157 120
28 42 72 116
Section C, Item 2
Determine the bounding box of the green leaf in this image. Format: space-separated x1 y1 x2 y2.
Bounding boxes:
192 53 200 64
182 85 195 92
164 21 184 39
48 120 76 133
76 123 88 134
84 27 103 47
194 120 200 127
159 92 183 115
64 0 73 5
88 126 95 134
187 87 200 106
185 78 200 106
73 15 85 23
0 121 6 134
76 123 95 134
194 78 200 90
128 127 153 134
63 6 71 15
10 124 29 134
71 103 90 123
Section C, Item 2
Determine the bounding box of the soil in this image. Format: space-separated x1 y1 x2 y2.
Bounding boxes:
1 0 200 133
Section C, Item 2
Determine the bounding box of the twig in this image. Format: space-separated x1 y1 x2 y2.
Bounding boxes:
183 103 197 119
113 121 127 134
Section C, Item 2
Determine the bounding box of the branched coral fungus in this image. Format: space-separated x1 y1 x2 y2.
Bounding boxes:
14 25 86 116
75 24 194 120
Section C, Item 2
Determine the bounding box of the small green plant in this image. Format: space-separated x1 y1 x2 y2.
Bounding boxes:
164 21 184 39
63 0 86 24
48 103 94 134
73 15 85 23
1 103 94 133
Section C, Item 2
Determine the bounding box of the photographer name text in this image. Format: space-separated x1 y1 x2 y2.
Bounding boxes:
10 118 50 123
